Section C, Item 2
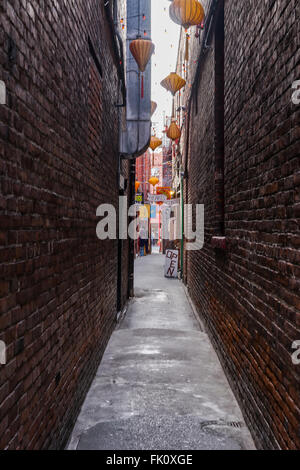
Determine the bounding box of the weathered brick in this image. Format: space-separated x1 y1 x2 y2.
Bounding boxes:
177 0 300 450
0 0 129 450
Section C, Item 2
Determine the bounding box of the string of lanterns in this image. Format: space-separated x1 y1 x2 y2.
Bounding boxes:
119 13 147 31
131 0 205 202
160 1 205 142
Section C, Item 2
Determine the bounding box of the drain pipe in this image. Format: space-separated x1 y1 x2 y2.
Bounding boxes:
128 159 136 298
180 170 184 280
104 1 126 106
120 0 152 158
123 0 152 298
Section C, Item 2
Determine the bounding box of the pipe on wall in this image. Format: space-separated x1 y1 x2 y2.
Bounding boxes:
120 0 152 159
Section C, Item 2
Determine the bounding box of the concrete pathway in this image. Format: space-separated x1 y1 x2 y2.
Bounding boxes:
68 254 255 450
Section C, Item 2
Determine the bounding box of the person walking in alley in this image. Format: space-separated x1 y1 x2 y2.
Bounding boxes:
139 222 148 257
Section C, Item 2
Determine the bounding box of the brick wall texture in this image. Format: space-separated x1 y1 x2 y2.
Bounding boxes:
180 0 300 449
163 145 172 189
0 0 129 449
136 150 151 200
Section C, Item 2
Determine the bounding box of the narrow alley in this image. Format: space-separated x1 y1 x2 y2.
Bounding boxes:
68 254 254 451
0 0 299 454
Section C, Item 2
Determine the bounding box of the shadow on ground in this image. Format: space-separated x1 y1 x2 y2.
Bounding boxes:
68 255 255 450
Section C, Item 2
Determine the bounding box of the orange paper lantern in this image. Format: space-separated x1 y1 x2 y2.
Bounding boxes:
149 136 162 152
151 101 158 116
167 120 181 141
169 0 205 29
130 39 155 98
161 72 186 96
149 177 159 188
135 181 141 193
129 38 155 72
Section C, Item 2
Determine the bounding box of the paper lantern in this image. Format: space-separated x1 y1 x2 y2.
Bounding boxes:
149 136 162 152
167 120 181 141
149 177 159 188
151 101 158 116
130 38 155 98
161 72 186 96
169 0 205 29
129 38 155 72
135 181 141 193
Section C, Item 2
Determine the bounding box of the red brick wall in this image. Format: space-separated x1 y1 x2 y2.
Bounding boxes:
0 0 129 449
163 145 172 188
136 150 151 199
182 0 300 449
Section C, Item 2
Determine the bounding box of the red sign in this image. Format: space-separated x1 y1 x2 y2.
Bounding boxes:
156 187 172 200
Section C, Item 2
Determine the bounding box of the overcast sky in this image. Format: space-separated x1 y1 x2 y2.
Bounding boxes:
151 0 180 138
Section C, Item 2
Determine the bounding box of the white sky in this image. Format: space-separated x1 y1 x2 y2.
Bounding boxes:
151 0 180 137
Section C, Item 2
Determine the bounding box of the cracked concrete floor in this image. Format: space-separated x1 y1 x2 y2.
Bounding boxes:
67 254 255 450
